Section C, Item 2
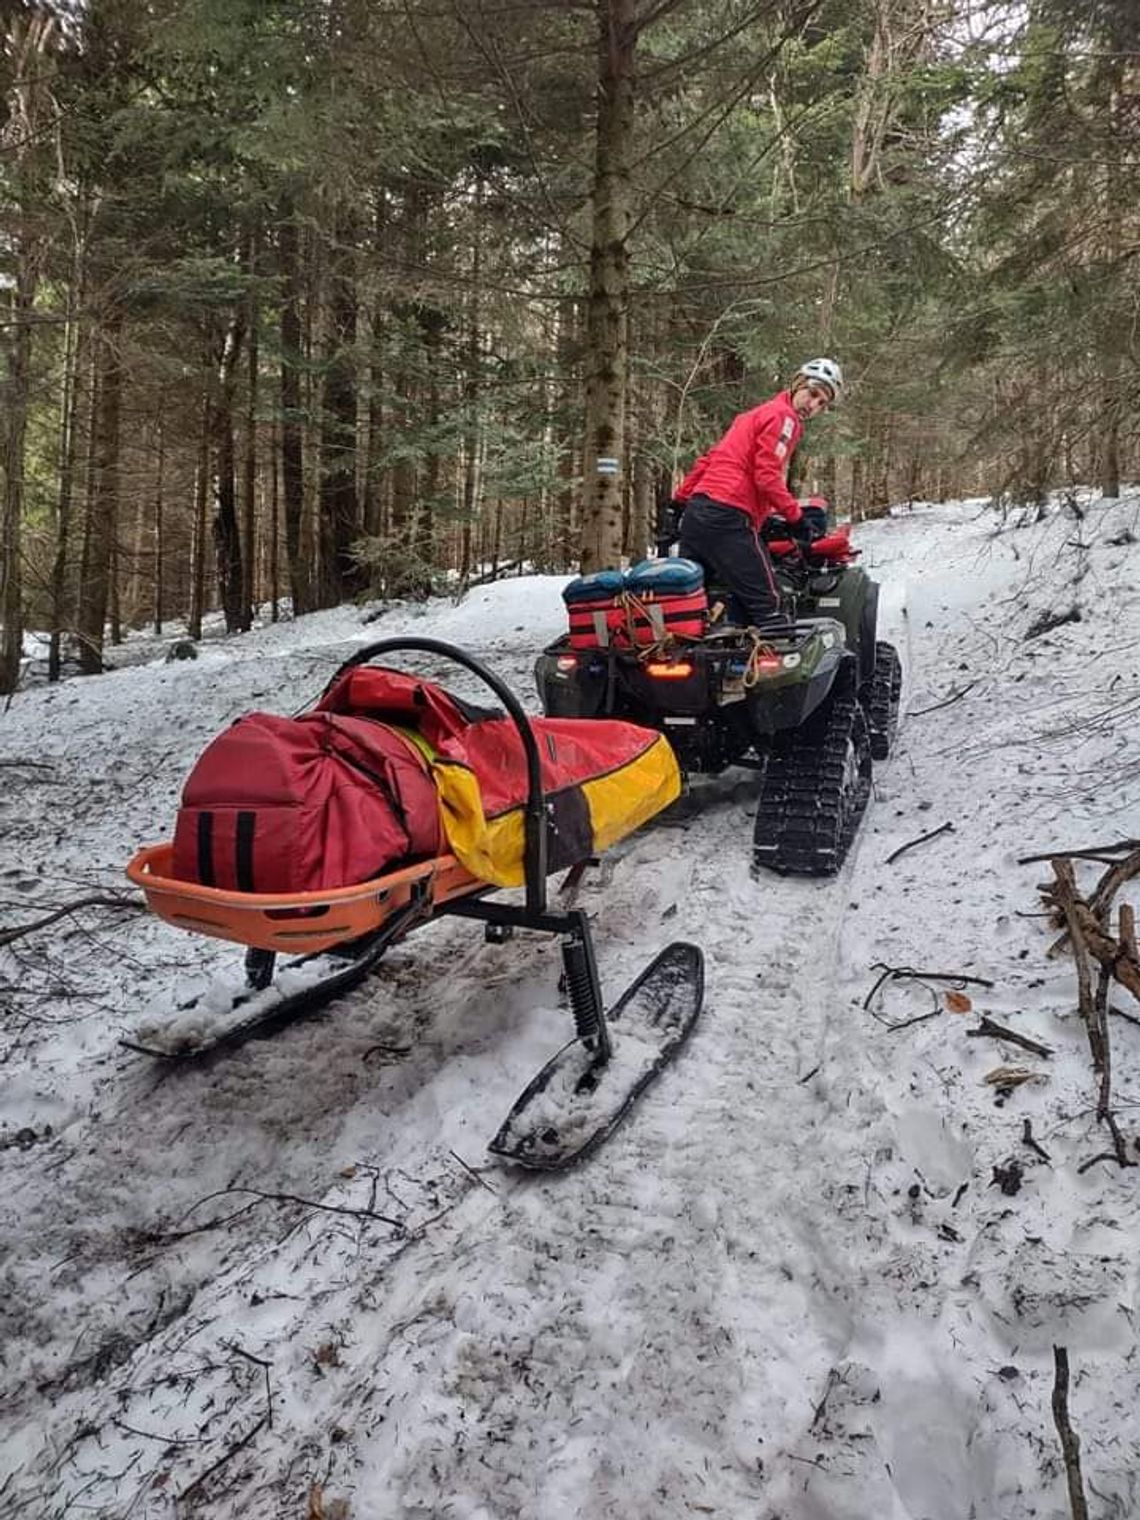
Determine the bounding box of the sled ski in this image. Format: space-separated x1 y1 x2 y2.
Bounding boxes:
488 940 703 1170
125 637 703 1165
120 896 429 1060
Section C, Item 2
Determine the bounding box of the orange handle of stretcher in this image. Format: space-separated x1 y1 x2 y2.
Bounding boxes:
126 843 484 954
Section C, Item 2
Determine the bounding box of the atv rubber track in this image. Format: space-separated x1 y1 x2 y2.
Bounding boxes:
862 640 902 761
752 668 872 876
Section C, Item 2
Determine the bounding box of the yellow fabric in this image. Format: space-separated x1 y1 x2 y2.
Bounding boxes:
432 761 515 885
431 734 680 888
389 725 437 766
583 734 680 854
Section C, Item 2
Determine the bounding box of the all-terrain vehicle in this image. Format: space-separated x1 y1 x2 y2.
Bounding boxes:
535 506 902 875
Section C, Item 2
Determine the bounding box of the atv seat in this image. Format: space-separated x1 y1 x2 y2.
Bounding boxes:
766 529 856 564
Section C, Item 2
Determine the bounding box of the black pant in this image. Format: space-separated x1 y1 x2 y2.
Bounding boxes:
678 496 781 625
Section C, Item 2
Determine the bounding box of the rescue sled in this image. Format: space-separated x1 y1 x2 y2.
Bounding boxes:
125 637 703 1170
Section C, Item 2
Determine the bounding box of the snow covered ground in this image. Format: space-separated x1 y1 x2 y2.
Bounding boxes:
2 494 1139 1520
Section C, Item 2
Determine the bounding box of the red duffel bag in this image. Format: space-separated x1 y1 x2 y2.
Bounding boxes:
171 711 441 893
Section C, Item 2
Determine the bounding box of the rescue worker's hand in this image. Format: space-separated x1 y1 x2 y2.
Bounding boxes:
796 505 828 542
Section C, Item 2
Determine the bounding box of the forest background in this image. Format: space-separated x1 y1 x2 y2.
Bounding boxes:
0 0 1137 693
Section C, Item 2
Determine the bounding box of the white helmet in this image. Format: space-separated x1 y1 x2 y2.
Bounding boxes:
795 357 843 402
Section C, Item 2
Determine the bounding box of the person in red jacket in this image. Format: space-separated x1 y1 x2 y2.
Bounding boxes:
674 357 842 631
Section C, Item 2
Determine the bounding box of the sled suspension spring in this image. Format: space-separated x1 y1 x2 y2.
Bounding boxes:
561 917 612 1062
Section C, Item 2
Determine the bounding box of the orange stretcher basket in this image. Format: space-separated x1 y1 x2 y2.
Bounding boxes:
126 842 486 955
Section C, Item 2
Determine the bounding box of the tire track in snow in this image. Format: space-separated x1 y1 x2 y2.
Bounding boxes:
353 776 882 1518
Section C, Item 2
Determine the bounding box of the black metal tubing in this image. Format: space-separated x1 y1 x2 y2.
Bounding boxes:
322 638 614 1068
438 896 577 936
324 637 549 916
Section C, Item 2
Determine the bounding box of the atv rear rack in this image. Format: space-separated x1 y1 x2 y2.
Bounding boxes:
125 637 703 1169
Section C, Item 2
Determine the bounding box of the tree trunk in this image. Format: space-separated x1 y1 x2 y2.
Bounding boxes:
318 209 362 604
389 185 427 584
270 424 280 622
76 311 123 675
0 7 54 692
579 0 636 575
241 232 260 628
460 187 484 582
555 296 581 569
48 277 85 681
415 305 446 590
1098 58 1124 499
153 409 165 634
188 388 210 641
0 222 38 692
849 453 865 522
210 311 246 634
363 191 388 540
278 211 309 615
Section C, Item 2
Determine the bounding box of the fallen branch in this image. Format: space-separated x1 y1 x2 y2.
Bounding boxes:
885 821 954 865
1018 838 1140 867
863 963 995 1010
0 893 144 947
1021 1119 1051 1164
1043 862 1135 1170
1051 1346 1090 1520
908 681 978 717
1121 904 1138 962
1044 861 1140 1006
1046 862 1101 1049
448 1149 498 1195
966 1016 1053 1058
1093 854 1140 930
152 1186 405 1244
225 1343 273 1431
178 1415 268 1505
862 963 994 1032
1045 845 1140 956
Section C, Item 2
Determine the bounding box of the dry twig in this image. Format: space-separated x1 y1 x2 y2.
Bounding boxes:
151 1186 405 1244
908 681 978 717
1051 1346 1089 1520
1045 845 1140 956
885 821 954 866
1043 861 1135 1170
863 963 994 1033
966 1016 1053 1057
0 893 144 947
1021 1119 1051 1163
177 1415 268 1505
1018 838 1140 867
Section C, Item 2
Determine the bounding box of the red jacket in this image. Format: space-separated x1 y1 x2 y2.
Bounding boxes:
676 391 804 528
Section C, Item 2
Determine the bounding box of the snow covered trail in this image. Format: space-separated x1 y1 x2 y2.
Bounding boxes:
760 501 1140 1520
1 578 881 1517
1 765 874 1518
3 500 1140 1520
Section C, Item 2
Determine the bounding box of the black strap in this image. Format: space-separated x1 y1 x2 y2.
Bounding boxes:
197 811 215 887
235 811 256 893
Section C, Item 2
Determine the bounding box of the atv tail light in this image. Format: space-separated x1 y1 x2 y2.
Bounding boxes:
755 655 783 675
555 655 578 672
645 660 694 679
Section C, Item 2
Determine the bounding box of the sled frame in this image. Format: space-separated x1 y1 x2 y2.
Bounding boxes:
330 638 612 1058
